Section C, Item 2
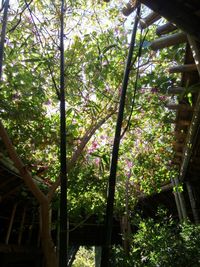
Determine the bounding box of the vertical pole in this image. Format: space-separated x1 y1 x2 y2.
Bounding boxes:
100 5 141 267
18 206 26 245
59 0 68 266
186 181 200 223
5 203 17 244
174 178 187 220
171 178 183 221
0 0 9 80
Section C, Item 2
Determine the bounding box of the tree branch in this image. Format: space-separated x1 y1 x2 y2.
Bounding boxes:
0 121 47 205
47 109 115 200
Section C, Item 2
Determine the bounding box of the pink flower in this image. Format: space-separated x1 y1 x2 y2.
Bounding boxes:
151 87 158 93
126 160 133 168
94 158 100 166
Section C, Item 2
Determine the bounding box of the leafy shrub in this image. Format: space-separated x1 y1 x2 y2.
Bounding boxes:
112 212 200 267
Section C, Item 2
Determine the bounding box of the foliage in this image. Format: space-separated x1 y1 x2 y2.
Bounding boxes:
72 247 95 267
0 0 180 225
112 210 200 267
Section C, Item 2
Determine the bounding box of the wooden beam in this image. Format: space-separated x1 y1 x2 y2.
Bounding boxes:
187 36 200 75
150 32 187 51
170 120 190 126
169 64 197 73
156 22 177 36
179 37 200 182
176 151 183 158
174 177 188 220
186 182 200 223
167 87 185 94
5 203 17 244
140 11 161 29
122 1 138 16
166 103 193 111
171 178 183 221
18 207 27 245
138 0 200 41
174 131 187 139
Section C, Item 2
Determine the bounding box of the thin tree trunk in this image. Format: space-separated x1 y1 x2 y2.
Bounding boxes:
40 202 58 267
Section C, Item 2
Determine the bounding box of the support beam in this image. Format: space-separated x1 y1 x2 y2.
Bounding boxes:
156 22 177 36
169 64 197 73
140 11 161 29
171 178 183 221
150 32 187 51
186 182 200 223
179 37 200 182
138 0 200 40
122 1 138 16
18 207 27 245
166 103 193 111
174 177 187 220
5 203 17 244
167 87 185 94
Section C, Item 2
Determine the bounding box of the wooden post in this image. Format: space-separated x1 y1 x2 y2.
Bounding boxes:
122 1 138 16
5 203 17 244
18 206 27 245
140 11 161 29
187 36 200 74
150 32 187 50
171 178 183 221
174 178 187 220
169 64 197 73
179 37 200 182
186 181 200 223
28 212 35 244
139 0 200 40
156 22 177 36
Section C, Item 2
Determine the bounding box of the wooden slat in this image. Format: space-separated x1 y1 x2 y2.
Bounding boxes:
167 87 185 94
140 11 161 29
169 64 197 73
150 32 187 50
156 22 177 36
166 104 193 111
122 1 138 16
139 0 200 40
168 120 190 126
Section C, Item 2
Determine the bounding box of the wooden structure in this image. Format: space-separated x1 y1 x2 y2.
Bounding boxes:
117 0 200 223
0 148 122 266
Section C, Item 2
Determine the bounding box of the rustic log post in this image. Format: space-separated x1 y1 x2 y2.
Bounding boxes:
28 211 35 244
166 103 193 111
187 36 200 73
167 87 185 94
156 22 177 36
122 1 138 16
150 32 187 50
139 0 200 40
5 203 17 244
186 181 200 223
171 178 183 221
140 11 161 29
169 64 197 73
18 206 27 245
179 37 200 182
174 178 187 220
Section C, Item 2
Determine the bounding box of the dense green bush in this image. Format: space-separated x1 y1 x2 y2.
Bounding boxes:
112 213 200 267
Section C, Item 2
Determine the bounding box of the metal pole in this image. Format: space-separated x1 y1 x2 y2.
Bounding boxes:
59 0 68 266
0 0 10 80
100 5 141 267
